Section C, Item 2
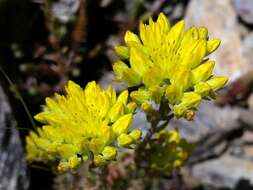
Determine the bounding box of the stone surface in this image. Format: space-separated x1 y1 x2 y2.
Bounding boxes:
171 101 240 142
99 71 126 92
233 0 253 24
176 100 253 189
247 93 253 111
0 83 29 190
191 154 253 189
238 23 250 39
185 0 250 81
51 0 80 23
242 32 253 75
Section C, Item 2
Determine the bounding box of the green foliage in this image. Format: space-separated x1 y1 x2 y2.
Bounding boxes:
147 129 195 174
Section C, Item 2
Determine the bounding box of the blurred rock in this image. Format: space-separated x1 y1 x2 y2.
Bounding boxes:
248 93 253 111
51 0 80 23
233 0 253 25
243 146 253 160
238 23 250 39
185 0 250 81
0 84 29 190
243 32 253 51
171 101 240 142
100 0 112 7
242 32 253 72
191 154 253 189
164 2 184 20
99 71 126 92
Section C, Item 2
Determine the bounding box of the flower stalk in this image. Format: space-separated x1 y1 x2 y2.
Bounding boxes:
135 96 174 169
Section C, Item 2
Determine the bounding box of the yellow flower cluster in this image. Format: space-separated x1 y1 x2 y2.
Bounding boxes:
113 13 228 120
147 129 194 173
26 81 141 172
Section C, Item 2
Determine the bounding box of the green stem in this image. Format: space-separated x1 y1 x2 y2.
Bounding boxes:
0 67 36 130
4 127 30 131
135 97 173 167
29 163 51 172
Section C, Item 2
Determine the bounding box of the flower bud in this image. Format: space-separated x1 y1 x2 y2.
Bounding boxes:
124 31 141 46
102 146 117 160
180 92 201 109
194 82 212 97
173 159 183 168
126 102 137 113
184 110 195 121
34 112 47 123
173 92 201 118
174 105 186 118
168 129 180 143
122 68 141 86
112 63 141 86
117 133 133 147
113 61 129 80
141 102 152 113
68 155 81 169
130 89 150 105
58 161 70 172
129 129 142 141
173 151 188 167
206 77 228 91
94 155 106 167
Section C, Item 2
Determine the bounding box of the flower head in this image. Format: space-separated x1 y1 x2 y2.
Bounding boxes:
26 81 140 172
113 13 228 119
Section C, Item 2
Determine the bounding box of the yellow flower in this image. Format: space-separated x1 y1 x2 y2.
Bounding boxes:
26 81 140 172
113 13 228 119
